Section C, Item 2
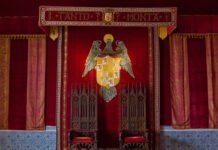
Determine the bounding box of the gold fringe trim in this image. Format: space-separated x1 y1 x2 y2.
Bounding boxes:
0 34 45 40
172 33 218 39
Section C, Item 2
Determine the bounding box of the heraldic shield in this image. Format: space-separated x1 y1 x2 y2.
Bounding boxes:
95 56 121 88
96 56 122 101
82 34 135 102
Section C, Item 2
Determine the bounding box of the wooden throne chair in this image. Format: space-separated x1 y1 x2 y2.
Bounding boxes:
119 84 149 150
70 85 98 150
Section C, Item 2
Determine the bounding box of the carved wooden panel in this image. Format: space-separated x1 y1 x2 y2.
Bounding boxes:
71 84 98 131
120 83 147 132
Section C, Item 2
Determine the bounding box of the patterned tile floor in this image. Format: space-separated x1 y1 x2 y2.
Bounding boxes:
0 126 56 150
160 126 218 150
1 126 218 150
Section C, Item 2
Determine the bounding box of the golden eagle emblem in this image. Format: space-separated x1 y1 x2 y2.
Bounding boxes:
82 34 135 102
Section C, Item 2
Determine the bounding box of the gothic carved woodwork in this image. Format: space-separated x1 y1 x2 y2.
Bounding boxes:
120 83 149 150
70 84 98 150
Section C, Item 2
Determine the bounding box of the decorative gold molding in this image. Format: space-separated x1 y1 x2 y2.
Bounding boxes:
153 27 160 150
49 27 59 40
39 6 177 27
172 33 218 39
62 26 68 149
0 34 45 39
56 27 62 150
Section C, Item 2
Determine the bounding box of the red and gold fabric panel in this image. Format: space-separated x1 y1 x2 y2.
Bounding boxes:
0 38 10 129
26 37 46 130
206 35 218 128
170 35 190 129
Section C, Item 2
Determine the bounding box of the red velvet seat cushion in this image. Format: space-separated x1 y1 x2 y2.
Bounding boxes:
72 137 93 143
124 136 145 142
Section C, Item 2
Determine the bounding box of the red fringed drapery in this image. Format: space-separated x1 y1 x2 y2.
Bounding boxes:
170 33 218 129
169 35 190 129
0 38 10 129
206 35 218 128
0 35 46 130
0 16 55 129
160 15 218 126
26 37 46 130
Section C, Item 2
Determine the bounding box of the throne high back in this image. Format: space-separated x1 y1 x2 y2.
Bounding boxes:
70 85 98 150
120 84 149 149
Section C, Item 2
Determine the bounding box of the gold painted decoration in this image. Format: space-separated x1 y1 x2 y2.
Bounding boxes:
49 26 59 40
95 56 121 89
82 34 135 102
159 26 168 40
103 9 114 24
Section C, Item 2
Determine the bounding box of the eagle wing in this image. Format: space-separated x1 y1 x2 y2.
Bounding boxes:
82 40 102 77
116 41 135 78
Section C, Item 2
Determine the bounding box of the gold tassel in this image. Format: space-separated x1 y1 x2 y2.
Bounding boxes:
49 26 59 41
159 26 168 40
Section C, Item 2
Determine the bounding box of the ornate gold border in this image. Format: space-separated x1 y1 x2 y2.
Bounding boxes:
153 27 160 150
62 26 68 149
0 34 45 39
39 6 177 27
56 27 62 150
148 27 155 149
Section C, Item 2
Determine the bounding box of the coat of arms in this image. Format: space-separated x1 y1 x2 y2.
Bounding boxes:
82 34 135 102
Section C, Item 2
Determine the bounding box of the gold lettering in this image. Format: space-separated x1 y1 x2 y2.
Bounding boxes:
139 14 147 22
126 14 138 22
153 13 159 22
146 13 151 22
64 14 71 20
82 13 90 20
164 14 170 21
114 12 120 21
96 12 101 21
55 11 69 21
127 13 150 22
126 14 130 22
70 12 77 20
78 13 82 20
57 12 66 20
48 11 52 20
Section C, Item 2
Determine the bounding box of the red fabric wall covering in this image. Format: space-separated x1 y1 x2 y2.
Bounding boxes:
177 16 218 33
160 38 171 125
1 15 218 128
66 27 149 147
187 39 209 128
9 40 28 129
45 38 57 126
0 17 43 34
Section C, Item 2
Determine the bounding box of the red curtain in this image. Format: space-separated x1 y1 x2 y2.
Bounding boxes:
66 27 149 147
169 35 190 129
206 35 218 128
0 36 46 130
26 37 46 130
161 15 218 125
0 17 57 129
169 33 218 128
188 38 208 128
0 38 10 129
